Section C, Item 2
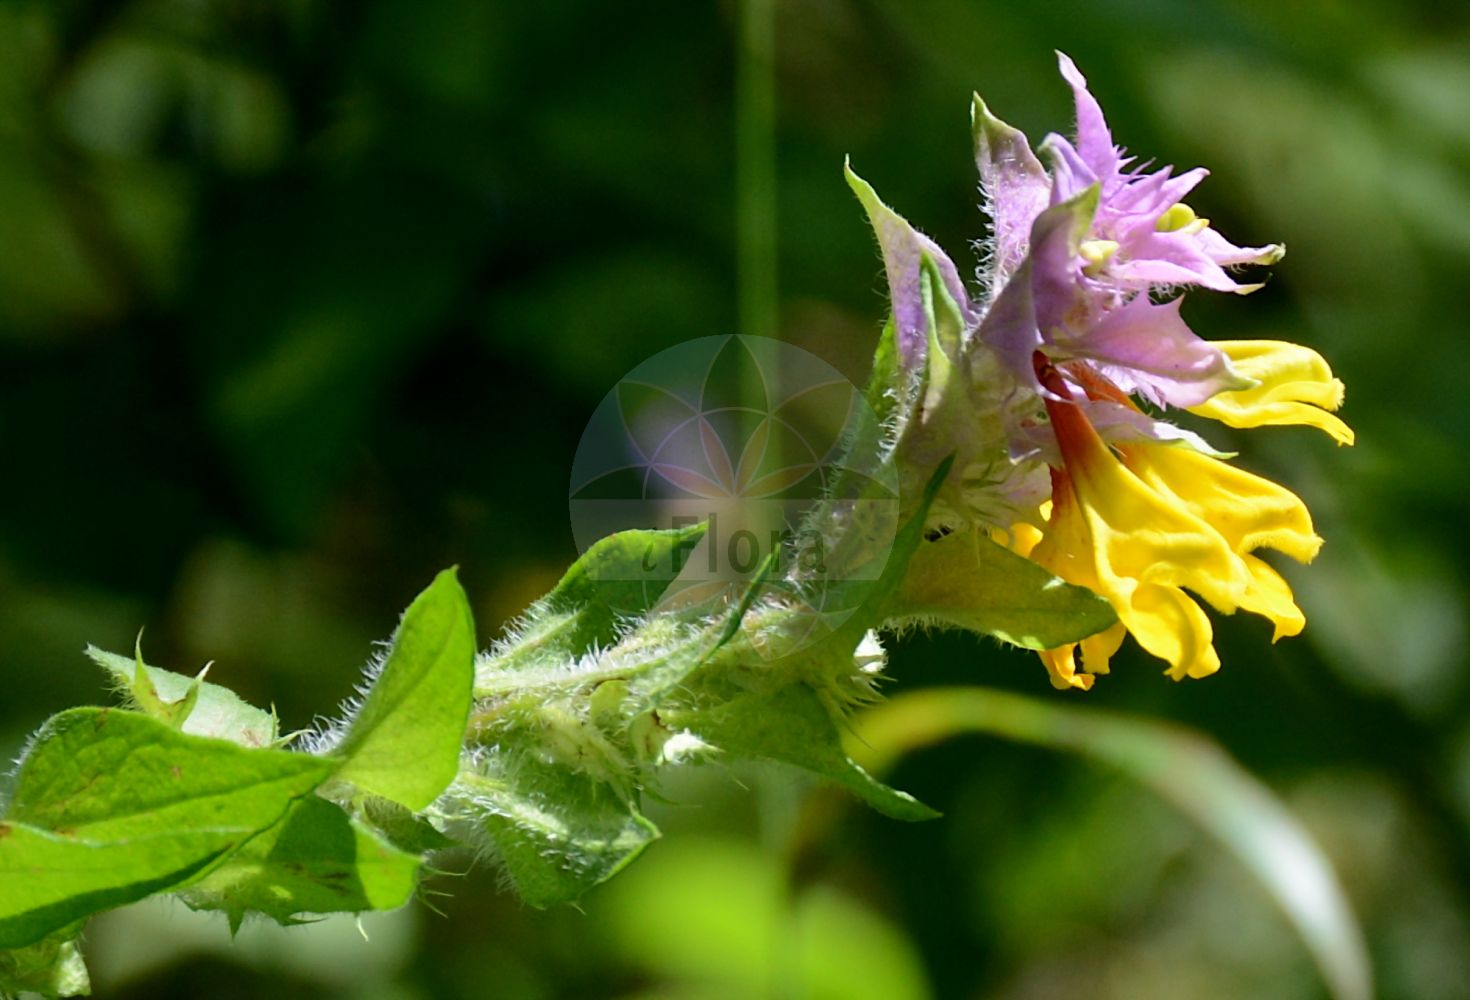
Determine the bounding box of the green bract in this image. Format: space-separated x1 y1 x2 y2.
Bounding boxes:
87 645 279 746
329 567 477 811
179 796 421 932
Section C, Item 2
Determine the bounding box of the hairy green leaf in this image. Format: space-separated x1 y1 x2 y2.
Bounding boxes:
550 522 710 629
650 460 946 820
622 551 777 714
124 634 202 729
482 524 709 685
863 317 904 430
0 708 332 948
669 684 937 822
180 796 421 932
884 527 1118 649
452 766 658 908
86 645 279 748
807 453 953 661
357 796 456 856
334 568 476 811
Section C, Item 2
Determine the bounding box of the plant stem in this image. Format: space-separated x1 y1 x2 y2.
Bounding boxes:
736 0 777 342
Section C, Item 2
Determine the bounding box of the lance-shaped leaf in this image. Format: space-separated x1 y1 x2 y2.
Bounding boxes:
883 527 1117 649
0 708 332 948
908 256 973 470
863 317 906 429
86 645 278 748
662 463 952 821
818 455 954 655
117 635 203 729
623 551 777 713
850 688 1372 1000
833 259 968 533
481 523 709 683
451 764 659 908
669 682 937 822
357 796 456 856
179 796 422 932
334 568 476 811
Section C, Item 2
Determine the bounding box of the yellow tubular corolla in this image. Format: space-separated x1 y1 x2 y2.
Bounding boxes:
1187 340 1354 445
1031 396 1252 683
1121 443 1322 643
1013 340 1349 688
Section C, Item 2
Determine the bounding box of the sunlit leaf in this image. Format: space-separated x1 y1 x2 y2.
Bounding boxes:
815 454 953 654
180 796 422 932
0 708 332 948
480 523 709 687
450 765 658 908
86 644 278 748
884 527 1118 649
334 568 477 811
672 683 936 822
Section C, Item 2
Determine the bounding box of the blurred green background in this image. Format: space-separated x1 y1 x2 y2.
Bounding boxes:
1 0 1468 997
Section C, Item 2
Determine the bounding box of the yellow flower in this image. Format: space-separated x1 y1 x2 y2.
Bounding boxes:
1020 354 1342 688
1007 509 1127 690
1121 442 1319 642
1187 340 1353 445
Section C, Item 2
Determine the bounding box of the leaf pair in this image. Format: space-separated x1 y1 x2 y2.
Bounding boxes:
0 708 334 949
0 568 479 995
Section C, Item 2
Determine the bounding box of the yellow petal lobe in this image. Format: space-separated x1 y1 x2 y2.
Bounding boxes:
1188 340 1354 445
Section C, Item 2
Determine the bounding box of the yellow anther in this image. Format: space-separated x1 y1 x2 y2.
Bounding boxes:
1079 239 1119 275
1156 203 1195 231
1156 203 1209 234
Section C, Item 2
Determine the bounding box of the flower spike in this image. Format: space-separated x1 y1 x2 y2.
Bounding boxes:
851 53 1352 689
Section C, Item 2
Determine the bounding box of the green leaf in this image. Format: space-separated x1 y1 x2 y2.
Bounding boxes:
551 524 709 625
818 454 954 654
650 459 941 822
0 932 90 999
850 688 1372 1000
863 317 904 427
452 766 659 908
669 683 936 821
920 254 962 379
86 644 279 748
356 796 456 856
622 551 778 714
179 796 422 932
334 568 476 811
0 708 332 948
485 523 709 681
884 527 1118 649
